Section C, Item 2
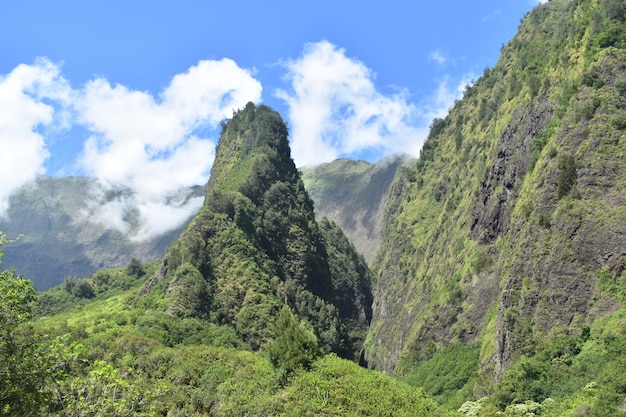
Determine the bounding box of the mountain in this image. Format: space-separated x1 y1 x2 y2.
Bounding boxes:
14 102 456 416
6 0 626 414
140 102 373 358
0 154 403 291
365 0 626 412
0 176 204 290
301 154 414 264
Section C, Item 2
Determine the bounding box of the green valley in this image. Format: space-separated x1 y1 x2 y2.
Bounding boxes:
2 0 626 415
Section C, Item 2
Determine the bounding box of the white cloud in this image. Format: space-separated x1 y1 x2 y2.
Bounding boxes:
277 41 465 167
428 50 447 65
0 58 71 217
75 58 262 240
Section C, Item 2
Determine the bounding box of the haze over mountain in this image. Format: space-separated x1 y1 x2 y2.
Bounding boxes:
301 154 414 264
0 177 204 290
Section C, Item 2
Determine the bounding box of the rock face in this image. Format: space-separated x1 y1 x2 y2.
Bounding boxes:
141 103 373 358
469 97 553 244
366 0 626 383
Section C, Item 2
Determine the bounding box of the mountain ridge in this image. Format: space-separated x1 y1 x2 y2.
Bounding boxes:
365 1 626 412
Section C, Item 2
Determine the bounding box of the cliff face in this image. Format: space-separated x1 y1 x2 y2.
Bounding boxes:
366 0 626 384
141 103 373 359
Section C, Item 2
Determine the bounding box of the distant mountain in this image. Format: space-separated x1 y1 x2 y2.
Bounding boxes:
0 176 203 290
0 155 402 291
301 154 414 264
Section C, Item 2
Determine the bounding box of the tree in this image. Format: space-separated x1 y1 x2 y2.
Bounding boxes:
126 257 145 278
58 360 165 416
0 231 72 416
267 305 321 383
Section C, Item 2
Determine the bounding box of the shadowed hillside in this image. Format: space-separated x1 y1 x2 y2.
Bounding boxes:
301 154 414 264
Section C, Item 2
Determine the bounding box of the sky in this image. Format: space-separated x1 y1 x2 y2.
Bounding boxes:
0 0 546 240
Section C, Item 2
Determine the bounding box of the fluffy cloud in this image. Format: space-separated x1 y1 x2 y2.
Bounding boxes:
76 59 262 240
0 58 261 240
0 58 70 217
277 41 465 167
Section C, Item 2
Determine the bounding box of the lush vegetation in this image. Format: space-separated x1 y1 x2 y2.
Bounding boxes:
144 103 373 360
3 0 626 415
0 229 455 416
366 0 626 414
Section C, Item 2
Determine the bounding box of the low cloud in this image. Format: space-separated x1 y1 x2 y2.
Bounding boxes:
3 46 471 239
0 58 261 240
0 58 71 217
75 59 262 240
277 41 467 167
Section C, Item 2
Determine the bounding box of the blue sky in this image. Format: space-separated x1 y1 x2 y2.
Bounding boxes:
0 0 544 239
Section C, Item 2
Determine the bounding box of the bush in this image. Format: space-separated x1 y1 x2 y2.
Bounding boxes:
126 258 145 278
557 154 577 199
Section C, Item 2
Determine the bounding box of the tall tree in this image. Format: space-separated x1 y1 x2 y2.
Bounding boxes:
0 231 69 416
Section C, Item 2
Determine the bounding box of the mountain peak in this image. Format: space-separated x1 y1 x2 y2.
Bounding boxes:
142 102 373 357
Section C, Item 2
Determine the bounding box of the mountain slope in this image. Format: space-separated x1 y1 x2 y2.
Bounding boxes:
20 103 455 416
366 0 626 411
301 154 414 264
0 177 203 290
141 102 373 358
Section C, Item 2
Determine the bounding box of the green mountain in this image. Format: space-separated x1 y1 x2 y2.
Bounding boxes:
3 102 457 417
140 102 373 358
5 0 626 414
0 176 203 290
301 154 414 264
0 153 403 292
365 0 626 413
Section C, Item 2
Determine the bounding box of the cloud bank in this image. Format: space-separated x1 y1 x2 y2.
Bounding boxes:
76 59 262 240
0 59 71 217
277 41 463 167
0 58 261 239
1 42 468 240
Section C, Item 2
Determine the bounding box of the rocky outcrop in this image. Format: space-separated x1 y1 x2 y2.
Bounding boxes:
470 97 553 244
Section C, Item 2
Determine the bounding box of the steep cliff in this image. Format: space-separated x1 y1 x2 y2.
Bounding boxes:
366 0 626 401
141 102 373 359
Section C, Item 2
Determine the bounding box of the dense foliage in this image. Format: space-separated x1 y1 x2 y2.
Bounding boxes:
0 232 76 416
142 102 373 359
2 258 449 416
366 0 626 414
4 0 626 415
